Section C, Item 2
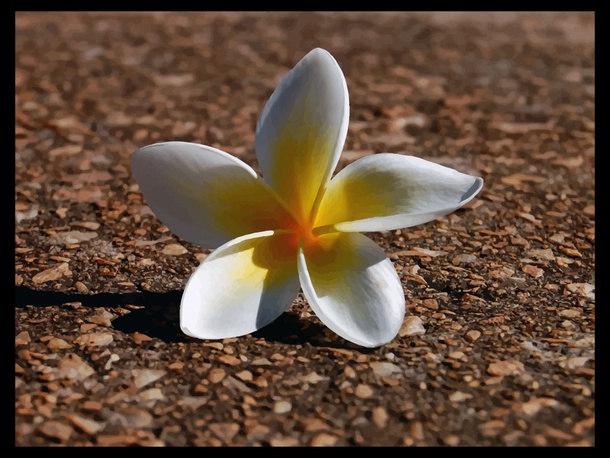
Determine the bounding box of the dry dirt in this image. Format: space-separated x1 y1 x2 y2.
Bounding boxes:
15 12 594 446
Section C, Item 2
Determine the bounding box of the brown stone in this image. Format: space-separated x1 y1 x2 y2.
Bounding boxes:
487 360 526 377
37 421 73 442
209 423 240 443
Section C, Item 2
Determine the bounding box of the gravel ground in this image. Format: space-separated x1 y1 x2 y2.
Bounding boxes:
15 12 595 446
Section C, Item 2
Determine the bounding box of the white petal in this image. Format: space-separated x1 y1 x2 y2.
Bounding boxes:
255 48 349 225
180 230 300 340
315 153 483 232
298 232 405 348
131 141 295 249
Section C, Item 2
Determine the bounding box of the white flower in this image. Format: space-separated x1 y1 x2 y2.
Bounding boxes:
131 48 483 348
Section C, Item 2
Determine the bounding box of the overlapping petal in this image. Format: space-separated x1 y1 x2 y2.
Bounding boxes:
131 141 296 248
255 48 349 225
180 230 301 339
314 153 484 233
297 232 405 348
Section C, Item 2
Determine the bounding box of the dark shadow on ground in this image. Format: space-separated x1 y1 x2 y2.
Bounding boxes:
253 313 376 352
15 286 187 342
111 303 186 342
15 286 374 351
252 312 326 345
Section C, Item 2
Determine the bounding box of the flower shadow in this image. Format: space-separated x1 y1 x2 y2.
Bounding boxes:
15 285 188 342
16 284 372 350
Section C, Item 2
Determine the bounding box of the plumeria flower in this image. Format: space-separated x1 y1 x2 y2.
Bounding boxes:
131 48 483 348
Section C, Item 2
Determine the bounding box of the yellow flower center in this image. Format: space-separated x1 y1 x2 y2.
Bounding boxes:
278 216 320 253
